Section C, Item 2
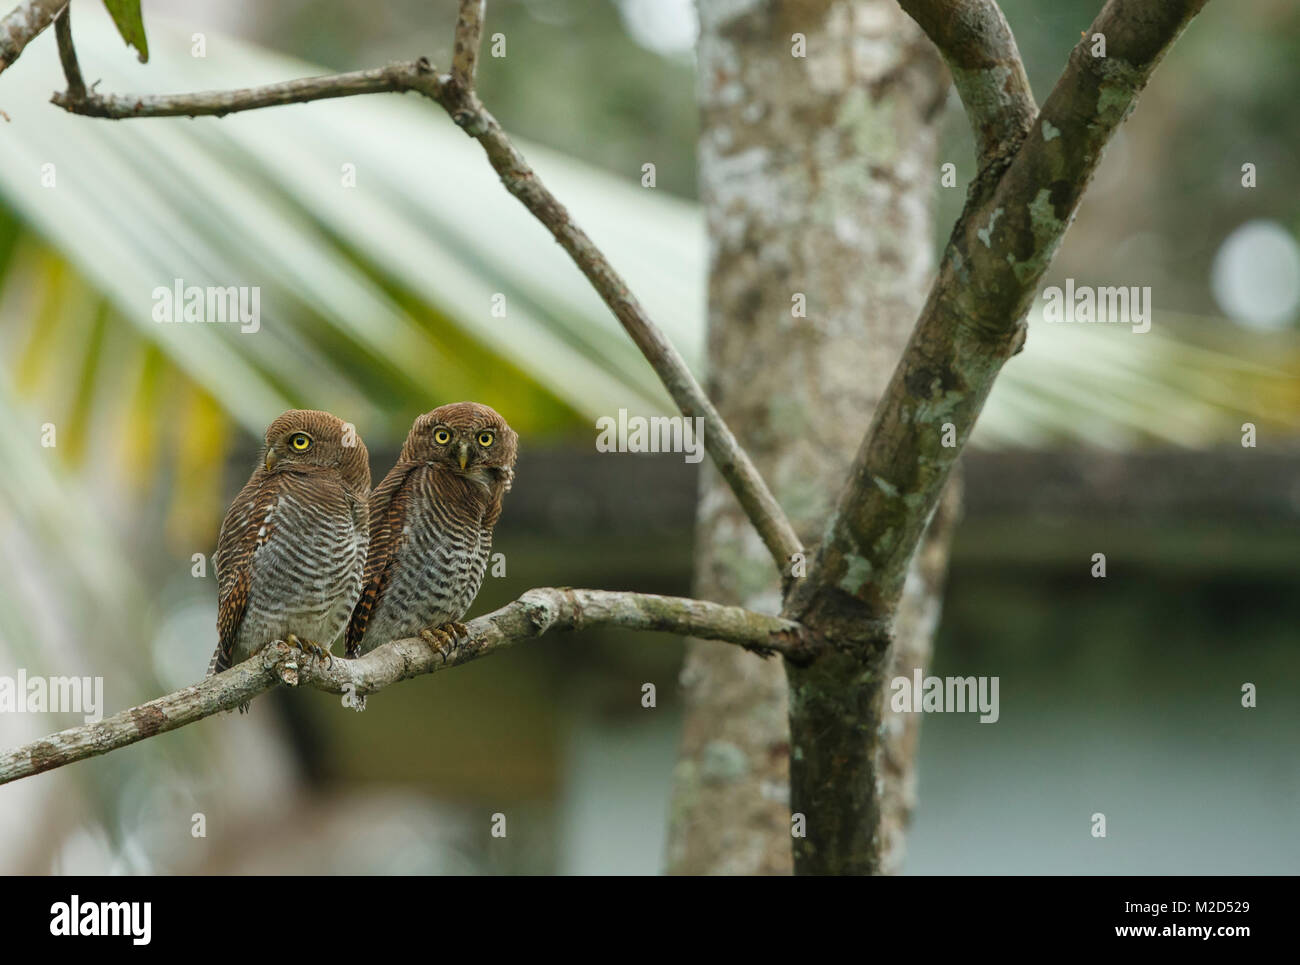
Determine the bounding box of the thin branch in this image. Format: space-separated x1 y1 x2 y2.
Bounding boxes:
0 0 64 76
789 0 1210 635
52 57 440 117
451 0 485 92
0 587 818 787
897 0 1036 167
51 3 79 99
48 11 804 577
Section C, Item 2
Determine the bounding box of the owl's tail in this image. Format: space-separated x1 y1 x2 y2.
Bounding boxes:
206 646 250 713
206 645 229 678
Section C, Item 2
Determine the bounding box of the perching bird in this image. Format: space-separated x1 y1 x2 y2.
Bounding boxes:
346 402 516 659
208 410 371 691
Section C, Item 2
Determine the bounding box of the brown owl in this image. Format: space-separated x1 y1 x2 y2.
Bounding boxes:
208 410 371 689
345 402 517 658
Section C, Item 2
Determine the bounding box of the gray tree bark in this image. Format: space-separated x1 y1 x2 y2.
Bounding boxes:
667 0 949 875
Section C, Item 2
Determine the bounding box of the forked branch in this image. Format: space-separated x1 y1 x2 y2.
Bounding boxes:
0 587 818 787
790 0 1210 635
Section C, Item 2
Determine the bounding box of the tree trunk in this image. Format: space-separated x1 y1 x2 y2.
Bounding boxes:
667 0 949 875
877 472 961 872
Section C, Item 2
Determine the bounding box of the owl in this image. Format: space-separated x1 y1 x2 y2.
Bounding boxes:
208 410 371 690
345 402 517 659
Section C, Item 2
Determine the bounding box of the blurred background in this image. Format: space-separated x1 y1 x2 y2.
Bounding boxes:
0 0 1297 874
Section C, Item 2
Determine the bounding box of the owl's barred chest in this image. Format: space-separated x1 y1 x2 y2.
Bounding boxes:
366 503 493 642
238 489 366 654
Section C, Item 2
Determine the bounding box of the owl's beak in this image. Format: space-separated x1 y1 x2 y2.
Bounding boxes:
456 442 469 470
265 446 278 472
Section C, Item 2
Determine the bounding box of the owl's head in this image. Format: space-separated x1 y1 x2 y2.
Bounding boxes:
403 401 518 486
261 409 371 495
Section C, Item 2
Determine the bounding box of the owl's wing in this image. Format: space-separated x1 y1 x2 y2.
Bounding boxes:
345 460 420 658
208 475 276 676
483 464 514 529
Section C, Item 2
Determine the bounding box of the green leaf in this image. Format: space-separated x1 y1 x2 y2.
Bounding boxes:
102 0 149 63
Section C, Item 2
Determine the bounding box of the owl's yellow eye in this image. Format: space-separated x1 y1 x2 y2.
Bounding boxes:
433 428 452 445
477 431 495 447
289 432 312 452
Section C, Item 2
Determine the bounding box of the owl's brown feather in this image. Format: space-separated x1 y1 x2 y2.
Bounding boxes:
209 477 279 676
345 459 420 657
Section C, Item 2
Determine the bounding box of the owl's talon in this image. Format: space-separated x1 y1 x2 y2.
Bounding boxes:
286 633 332 666
419 626 458 663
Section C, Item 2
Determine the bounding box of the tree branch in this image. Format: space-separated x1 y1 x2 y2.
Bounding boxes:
51 56 440 118
51 3 78 98
0 0 64 76
0 587 818 787
897 0 1036 167
790 0 1210 636
451 0 485 92
48 8 804 576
